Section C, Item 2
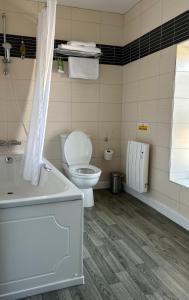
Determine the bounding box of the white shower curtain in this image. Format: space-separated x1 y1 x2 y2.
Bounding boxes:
23 0 57 185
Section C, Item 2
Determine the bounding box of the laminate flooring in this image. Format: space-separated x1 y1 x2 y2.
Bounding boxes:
22 190 189 300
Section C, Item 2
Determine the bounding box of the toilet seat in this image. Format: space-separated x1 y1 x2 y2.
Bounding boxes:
69 164 101 178
64 131 92 165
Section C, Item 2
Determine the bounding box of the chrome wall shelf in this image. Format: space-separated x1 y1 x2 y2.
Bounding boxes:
54 45 102 58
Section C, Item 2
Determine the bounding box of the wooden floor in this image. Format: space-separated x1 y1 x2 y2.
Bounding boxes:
23 190 189 300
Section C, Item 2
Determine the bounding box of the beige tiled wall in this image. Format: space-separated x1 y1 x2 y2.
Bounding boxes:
0 0 123 182
0 0 124 45
124 0 189 44
0 59 122 182
122 0 189 220
2 0 189 220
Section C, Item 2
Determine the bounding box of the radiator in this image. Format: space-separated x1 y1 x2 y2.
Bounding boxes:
126 141 150 193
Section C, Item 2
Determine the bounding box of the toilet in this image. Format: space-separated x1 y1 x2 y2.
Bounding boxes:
60 131 101 207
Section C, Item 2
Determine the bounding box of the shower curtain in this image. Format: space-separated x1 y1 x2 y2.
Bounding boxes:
23 0 57 185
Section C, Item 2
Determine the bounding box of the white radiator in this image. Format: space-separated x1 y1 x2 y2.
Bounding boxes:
126 141 150 193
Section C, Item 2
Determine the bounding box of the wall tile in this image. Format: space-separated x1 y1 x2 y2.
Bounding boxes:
159 46 176 74
44 140 61 160
121 121 136 141
151 146 170 172
136 122 157 145
100 24 123 46
7 122 27 141
5 11 37 37
139 76 159 101
179 203 189 219
150 168 180 201
124 17 142 44
71 21 100 43
123 102 138 122
71 102 99 121
139 52 160 79
50 81 71 102
71 82 99 102
98 122 121 140
56 5 72 20
45 122 71 141
162 0 189 23
47 102 71 122
12 80 35 101
11 58 36 80
71 122 98 139
99 65 123 84
123 61 140 83
100 12 123 26
100 84 122 103
123 81 139 102
99 103 121 122
141 1 162 35
1 0 38 15
71 7 100 23
137 100 157 122
150 188 178 211
55 19 72 40
159 72 175 99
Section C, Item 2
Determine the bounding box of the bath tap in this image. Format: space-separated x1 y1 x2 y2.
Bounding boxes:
0 140 21 146
5 156 13 164
0 140 7 146
43 163 52 172
8 140 21 146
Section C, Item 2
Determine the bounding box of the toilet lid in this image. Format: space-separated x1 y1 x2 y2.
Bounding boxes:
64 131 92 165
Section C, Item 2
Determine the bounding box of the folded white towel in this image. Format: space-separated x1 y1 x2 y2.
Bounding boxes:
68 57 99 80
58 44 101 56
67 41 96 48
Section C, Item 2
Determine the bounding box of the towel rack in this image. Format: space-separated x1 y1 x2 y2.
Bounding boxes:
54 44 102 58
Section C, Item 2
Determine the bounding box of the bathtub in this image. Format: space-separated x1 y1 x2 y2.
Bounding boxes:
0 154 84 300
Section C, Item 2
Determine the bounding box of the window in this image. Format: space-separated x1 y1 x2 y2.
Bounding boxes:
170 40 189 187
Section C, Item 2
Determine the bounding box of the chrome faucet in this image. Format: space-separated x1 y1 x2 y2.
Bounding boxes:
43 163 52 172
5 156 13 164
0 140 21 146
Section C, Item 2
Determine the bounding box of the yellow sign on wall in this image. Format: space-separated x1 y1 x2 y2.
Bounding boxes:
138 123 149 131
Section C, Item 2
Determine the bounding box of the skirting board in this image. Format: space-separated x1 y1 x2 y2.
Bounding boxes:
95 181 110 189
123 183 189 231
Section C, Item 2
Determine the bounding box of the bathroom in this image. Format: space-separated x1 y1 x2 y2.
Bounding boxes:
1 0 189 299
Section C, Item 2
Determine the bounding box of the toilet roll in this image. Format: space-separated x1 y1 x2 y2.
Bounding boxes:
104 148 114 160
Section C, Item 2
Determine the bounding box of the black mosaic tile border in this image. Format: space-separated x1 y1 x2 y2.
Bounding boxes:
0 34 123 65
122 9 189 65
0 34 36 59
0 9 189 66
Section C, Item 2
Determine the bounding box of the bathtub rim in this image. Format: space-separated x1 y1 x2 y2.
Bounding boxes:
0 155 83 209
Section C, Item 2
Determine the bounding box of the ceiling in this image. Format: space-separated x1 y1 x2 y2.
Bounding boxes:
33 0 141 14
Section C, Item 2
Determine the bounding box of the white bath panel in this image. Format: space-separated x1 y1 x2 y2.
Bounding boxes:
0 200 84 299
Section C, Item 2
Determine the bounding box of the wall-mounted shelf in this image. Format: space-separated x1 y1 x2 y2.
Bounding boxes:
54 44 102 58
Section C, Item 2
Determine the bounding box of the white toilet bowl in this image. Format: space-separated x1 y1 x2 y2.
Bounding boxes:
60 131 101 207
